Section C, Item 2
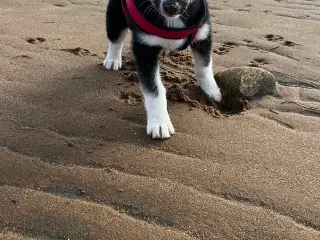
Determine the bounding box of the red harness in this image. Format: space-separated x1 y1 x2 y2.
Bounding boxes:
122 0 204 41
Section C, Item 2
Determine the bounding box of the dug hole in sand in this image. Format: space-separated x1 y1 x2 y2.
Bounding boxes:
0 0 320 239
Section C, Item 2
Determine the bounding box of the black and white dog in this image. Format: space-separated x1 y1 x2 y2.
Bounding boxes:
103 0 221 139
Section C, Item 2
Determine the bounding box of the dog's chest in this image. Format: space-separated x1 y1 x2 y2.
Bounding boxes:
138 34 187 51
137 18 188 52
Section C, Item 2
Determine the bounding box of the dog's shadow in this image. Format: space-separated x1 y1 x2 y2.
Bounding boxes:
3 57 171 153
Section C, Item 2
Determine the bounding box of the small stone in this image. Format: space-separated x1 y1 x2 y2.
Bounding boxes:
215 66 276 112
215 66 276 97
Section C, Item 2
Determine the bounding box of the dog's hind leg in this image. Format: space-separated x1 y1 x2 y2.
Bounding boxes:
104 0 128 70
133 40 174 139
191 24 221 102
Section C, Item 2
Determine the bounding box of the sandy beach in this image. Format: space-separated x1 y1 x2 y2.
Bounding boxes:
0 0 319 239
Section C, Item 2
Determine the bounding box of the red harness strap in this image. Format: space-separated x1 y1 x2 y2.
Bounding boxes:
122 0 203 41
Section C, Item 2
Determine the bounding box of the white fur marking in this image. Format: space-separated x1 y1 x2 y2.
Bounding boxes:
138 33 186 51
138 17 186 51
194 23 210 42
164 17 185 28
192 51 221 102
104 29 128 71
143 66 174 139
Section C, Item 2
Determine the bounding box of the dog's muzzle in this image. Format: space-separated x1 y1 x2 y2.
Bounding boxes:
162 0 180 16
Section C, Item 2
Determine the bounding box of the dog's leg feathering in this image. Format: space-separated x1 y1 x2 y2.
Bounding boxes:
191 25 221 102
133 41 174 139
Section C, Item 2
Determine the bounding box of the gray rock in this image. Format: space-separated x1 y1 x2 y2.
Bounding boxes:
215 66 276 98
214 66 276 112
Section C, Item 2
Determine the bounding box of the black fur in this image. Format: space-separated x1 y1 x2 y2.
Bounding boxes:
190 29 212 67
106 0 128 42
132 39 162 95
106 0 212 95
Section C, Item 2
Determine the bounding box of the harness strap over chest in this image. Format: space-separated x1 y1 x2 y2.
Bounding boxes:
121 0 204 40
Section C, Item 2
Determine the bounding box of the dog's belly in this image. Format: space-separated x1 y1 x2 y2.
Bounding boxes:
137 33 187 52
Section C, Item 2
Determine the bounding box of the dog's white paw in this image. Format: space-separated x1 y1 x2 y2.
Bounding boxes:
103 54 122 71
103 41 123 71
192 54 222 103
147 116 175 139
201 83 222 102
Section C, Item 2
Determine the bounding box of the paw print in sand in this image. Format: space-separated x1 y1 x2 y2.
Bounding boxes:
249 57 269 67
213 42 239 55
26 38 46 44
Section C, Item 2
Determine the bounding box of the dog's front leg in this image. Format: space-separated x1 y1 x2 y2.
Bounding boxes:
191 27 221 102
133 40 174 139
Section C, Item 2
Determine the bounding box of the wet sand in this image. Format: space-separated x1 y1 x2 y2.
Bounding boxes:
0 0 319 239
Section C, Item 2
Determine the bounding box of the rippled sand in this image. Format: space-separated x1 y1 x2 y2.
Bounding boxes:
0 0 319 239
